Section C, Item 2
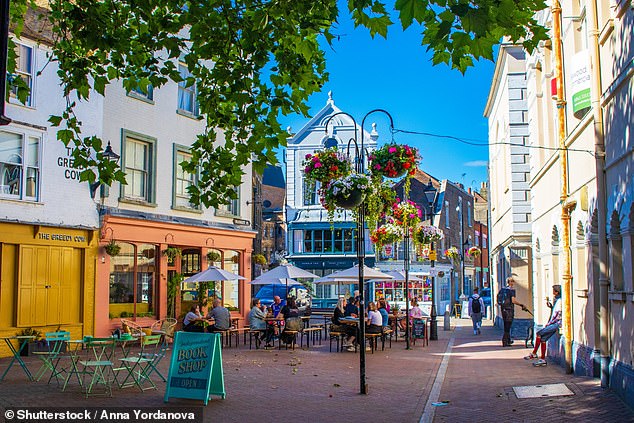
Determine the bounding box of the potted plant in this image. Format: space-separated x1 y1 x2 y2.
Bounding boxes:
206 250 221 263
391 199 422 228
252 253 267 266
104 239 121 256
370 222 404 247
302 148 352 184
467 246 482 258
231 255 240 264
15 328 41 356
320 173 372 222
413 225 444 246
162 246 182 261
369 144 420 179
365 180 396 229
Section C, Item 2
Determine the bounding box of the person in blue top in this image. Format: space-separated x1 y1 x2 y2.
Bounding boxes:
377 298 390 328
344 296 359 317
271 295 285 317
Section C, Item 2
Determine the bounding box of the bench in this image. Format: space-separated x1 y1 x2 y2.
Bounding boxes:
300 327 322 349
329 331 346 352
365 332 383 353
279 331 299 350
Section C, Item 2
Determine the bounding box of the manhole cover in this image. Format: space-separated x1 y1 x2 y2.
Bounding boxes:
513 383 574 398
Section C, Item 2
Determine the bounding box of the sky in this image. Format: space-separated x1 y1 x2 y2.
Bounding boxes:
278 5 496 192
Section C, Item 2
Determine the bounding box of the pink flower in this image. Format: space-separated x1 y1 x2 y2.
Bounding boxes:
389 147 397 153
305 154 312 159
374 164 381 170
314 162 322 168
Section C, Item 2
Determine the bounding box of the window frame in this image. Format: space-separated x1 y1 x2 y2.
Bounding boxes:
0 128 42 201
9 41 35 108
303 178 320 206
119 129 157 205
172 144 201 212
177 62 199 117
215 186 240 217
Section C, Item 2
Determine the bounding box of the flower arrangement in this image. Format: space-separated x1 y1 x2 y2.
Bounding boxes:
467 246 481 258
445 246 460 262
252 253 267 265
162 247 182 261
207 250 221 263
391 199 422 228
321 173 372 220
370 222 404 247
303 148 352 184
364 180 397 229
414 225 444 245
369 143 420 179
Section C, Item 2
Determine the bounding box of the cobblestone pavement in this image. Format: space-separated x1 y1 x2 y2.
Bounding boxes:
431 319 634 423
0 320 631 423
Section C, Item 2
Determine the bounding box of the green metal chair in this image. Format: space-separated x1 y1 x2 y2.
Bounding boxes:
78 337 117 397
117 334 163 390
32 331 70 385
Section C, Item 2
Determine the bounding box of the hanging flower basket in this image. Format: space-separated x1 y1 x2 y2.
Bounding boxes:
391 199 422 228
207 250 221 263
321 173 372 220
162 247 182 261
445 246 460 262
252 254 267 265
370 222 404 247
231 255 240 264
413 225 444 246
467 246 481 258
302 148 352 184
369 143 420 179
365 180 397 228
104 240 121 257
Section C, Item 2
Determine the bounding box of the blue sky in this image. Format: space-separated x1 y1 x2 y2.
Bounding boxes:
278 6 495 192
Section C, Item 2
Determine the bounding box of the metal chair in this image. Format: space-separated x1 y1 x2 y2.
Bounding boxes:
118 334 164 390
151 318 177 344
32 331 70 385
78 337 117 397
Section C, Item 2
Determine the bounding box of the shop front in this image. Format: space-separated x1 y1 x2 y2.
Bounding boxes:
0 222 98 357
97 214 255 336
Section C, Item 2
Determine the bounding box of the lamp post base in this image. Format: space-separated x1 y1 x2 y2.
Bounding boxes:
430 304 438 341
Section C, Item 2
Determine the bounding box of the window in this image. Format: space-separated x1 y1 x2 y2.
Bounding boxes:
445 201 450 228
0 130 40 200
173 146 197 209
9 43 34 107
467 202 472 227
121 130 156 204
128 83 154 101
216 186 240 216
303 179 319 206
109 243 157 319
177 62 198 115
301 228 356 254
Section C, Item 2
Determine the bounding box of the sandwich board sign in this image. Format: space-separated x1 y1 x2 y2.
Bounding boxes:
164 331 225 405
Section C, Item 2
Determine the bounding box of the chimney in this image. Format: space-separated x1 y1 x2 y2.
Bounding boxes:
468 187 472 195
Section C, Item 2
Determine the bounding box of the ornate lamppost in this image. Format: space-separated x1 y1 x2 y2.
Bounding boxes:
323 109 394 395
424 186 440 341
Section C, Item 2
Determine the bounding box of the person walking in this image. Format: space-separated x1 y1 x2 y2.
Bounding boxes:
497 277 525 347
468 287 485 335
525 285 562 366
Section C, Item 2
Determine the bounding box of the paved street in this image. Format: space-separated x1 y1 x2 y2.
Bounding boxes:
0 319 631 423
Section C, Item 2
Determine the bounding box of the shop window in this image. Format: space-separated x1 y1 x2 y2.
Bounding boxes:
222 251 240 310
121 130 156 204
9 43 34 107
177 62 199 116
109 243 157 319
0 130 40 200
173 146 198 210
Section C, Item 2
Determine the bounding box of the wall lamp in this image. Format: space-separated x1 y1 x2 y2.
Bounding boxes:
90 141 120 199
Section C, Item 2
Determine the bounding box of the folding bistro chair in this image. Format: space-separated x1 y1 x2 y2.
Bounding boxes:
32 331 70 385
117 334 163 390
79 337 117 398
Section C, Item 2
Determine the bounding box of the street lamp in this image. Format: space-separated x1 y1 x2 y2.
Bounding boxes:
323 108 394 395
89 141 120 198
423 184 439 341
456 198 465 298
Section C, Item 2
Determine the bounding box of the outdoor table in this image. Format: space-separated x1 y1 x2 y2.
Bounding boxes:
0 336 35 381
300 315 311 329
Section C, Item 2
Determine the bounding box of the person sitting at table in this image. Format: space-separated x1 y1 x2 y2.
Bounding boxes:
271 295 285 318
277 297 302 344
377 299 390 329
248 298 274 347
366 302 383 334
331 297 357 350
206 298 231 333
183 305 206 332
344 296 359 317
399 299 424 331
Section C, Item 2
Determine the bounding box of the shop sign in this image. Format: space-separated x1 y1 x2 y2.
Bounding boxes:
57 147 85 182
569 51 591 118
36 231 87 244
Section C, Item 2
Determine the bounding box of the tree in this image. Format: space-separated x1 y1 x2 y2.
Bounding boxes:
6 0 547 207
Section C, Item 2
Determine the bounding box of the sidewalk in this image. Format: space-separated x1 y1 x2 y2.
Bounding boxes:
429 318 634 422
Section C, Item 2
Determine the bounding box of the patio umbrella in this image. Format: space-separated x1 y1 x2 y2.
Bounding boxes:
369 270 423 282
326 264 394 281
183 266 245 283
249 277 300 299
251 263 319 295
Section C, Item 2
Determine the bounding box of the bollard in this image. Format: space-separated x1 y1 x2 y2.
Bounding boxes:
443 309 451 331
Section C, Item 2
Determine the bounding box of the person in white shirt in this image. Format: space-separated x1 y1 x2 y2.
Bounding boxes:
468 288 485 335
524 285 562 366
366 302 383 334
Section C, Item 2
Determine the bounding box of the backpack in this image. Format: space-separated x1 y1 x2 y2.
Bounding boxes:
471 296 481 314
497 288 512 309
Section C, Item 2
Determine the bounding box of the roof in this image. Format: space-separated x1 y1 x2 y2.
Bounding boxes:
262 165 285 188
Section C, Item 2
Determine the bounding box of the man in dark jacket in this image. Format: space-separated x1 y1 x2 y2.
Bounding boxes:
497 277 525 347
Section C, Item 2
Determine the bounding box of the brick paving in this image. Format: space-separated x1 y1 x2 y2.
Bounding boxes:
432 319 634 423
0 320 631 423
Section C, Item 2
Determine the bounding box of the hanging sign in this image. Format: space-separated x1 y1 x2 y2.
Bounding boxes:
569 51 591 118
164 332 225 405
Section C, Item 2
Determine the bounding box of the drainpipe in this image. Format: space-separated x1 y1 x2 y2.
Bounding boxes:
552 0 575 374
586 0 610 386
